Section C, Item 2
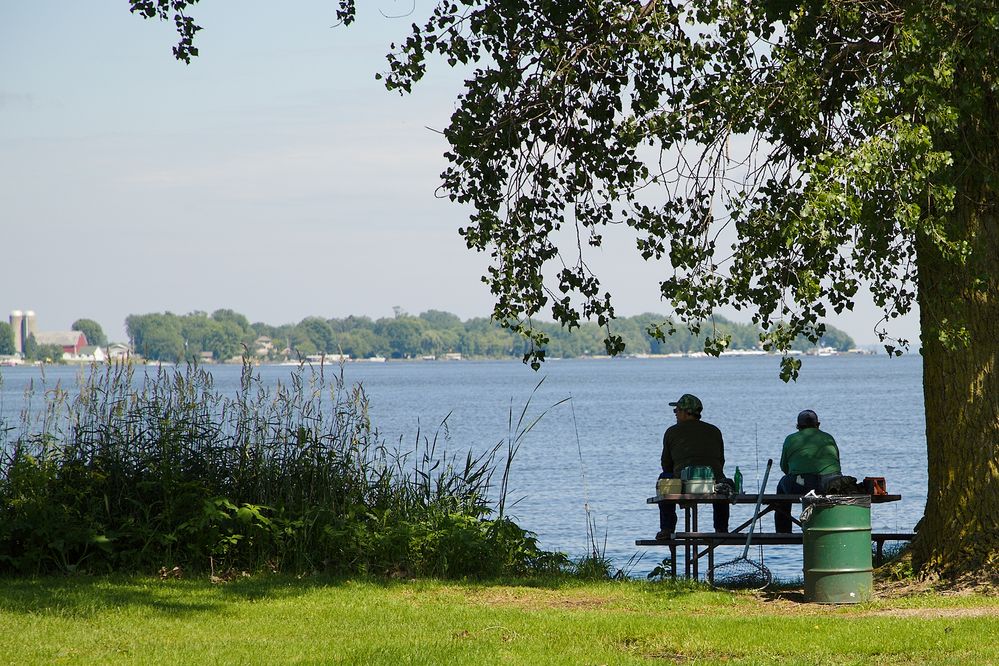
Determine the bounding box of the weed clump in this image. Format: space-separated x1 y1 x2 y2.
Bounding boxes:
0 360 568 578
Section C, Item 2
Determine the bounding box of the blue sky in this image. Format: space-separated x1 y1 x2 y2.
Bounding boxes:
1 1 919 347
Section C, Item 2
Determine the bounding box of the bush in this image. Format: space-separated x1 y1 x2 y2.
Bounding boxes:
0 360 567 578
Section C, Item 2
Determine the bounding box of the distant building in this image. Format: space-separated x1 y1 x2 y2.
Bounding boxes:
8 310 89 357
253 336 274 357
106 343 131 360
74 345 107 362
33 331 89 356
9 310 23 354
8 309 38 355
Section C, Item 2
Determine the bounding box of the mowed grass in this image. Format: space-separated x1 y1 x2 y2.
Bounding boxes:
0 575 996 665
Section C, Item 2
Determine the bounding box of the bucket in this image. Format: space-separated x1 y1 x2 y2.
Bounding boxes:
802 495 873 603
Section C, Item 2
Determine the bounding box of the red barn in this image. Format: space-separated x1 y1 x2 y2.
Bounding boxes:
33 331 89 355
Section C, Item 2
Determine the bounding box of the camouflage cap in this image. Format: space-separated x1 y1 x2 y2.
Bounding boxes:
669 393 703 414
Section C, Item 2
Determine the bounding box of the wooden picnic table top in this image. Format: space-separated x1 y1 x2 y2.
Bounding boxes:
646 493 901 504
635 531 915 547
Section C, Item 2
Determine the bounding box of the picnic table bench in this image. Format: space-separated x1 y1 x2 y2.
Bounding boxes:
636 492 914 581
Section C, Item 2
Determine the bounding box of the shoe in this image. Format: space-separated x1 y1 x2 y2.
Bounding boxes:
655 530 674 540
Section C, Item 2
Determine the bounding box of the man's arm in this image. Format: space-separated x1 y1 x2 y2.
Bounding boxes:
714 428 726 481
661 431 673 475
779 435 791 474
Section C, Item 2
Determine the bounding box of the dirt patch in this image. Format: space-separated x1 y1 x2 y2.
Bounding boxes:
757 581 999 615
876 574 999 599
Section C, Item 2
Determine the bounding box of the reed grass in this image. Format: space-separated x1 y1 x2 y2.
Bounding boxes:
0 359 569 578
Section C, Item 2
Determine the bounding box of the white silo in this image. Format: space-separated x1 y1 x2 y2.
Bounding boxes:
9 310 23 354
23 311 37 350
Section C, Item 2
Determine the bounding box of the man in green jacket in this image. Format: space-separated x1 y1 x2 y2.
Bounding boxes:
773 409 842 533
657 393 729 539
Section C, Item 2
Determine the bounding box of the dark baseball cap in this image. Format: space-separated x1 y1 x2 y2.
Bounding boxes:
669 394 703 414
797 409 819 428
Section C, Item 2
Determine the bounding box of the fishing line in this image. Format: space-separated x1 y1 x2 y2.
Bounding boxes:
754 422 760 492
569 395 596 552
754 422 764 562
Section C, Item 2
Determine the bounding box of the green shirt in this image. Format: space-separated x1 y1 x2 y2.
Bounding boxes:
779 428 841 476
661 419 725 481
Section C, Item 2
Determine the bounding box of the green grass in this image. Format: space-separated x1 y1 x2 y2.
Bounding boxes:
0 576 996 664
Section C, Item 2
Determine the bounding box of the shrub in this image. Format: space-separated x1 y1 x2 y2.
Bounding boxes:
0 360 566 578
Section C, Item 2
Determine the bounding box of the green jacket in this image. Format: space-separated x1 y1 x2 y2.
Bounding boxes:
779 427 841 476
661 419 725 481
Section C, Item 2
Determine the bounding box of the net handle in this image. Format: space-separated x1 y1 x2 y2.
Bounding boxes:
742 458 773 558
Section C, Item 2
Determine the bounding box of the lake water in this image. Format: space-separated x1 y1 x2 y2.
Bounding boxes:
0 355 926 581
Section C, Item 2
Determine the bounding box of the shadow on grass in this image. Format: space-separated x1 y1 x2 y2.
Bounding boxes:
0 571 708 618
761 588 807 603
0 574 332 619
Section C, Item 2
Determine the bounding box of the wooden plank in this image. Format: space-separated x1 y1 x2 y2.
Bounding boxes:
871 533 916 541
636 533 802 547
646 493 902 504
636 532 915 548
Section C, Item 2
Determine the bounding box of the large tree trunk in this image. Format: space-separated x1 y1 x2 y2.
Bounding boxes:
912 131 999 580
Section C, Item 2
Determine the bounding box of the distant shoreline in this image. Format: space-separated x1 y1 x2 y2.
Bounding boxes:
2 347 887 369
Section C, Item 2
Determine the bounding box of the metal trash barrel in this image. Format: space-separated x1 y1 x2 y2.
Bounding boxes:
801 495 872 603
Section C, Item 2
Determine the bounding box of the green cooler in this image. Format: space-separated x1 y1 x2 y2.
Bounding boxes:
801 495 872 603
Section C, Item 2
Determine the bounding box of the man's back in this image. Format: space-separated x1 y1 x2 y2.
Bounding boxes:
780 428 841 476
662 419 725 481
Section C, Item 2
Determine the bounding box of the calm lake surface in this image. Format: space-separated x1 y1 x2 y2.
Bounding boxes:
0 355 925 580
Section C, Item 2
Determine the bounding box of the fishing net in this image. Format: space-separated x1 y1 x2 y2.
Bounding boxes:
709 551 772 590
708 458 774 590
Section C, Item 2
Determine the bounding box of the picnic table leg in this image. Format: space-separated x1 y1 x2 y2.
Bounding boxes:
684 505 693 579
690 504 699 580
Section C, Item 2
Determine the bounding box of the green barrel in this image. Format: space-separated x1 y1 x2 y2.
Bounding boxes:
802 495 872 603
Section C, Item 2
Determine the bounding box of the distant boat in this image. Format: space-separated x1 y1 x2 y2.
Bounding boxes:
811 346 837 356
366 356 387 363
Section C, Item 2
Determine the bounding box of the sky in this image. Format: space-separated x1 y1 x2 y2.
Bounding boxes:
1 1 920 347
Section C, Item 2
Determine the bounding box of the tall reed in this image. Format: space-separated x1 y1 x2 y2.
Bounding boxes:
0 359 568 578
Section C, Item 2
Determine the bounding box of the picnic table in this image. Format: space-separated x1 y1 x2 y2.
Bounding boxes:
636 492 911 581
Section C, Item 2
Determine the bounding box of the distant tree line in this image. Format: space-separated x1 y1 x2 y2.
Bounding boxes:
127 309 253 363
124 309 856 363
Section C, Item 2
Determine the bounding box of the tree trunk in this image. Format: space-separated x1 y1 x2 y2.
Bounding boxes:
912 138 999 581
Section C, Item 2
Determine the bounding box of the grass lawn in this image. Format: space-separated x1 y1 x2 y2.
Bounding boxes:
0 575 996 664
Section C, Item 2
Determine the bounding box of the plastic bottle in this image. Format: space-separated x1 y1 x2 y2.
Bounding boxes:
734 466 743 494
